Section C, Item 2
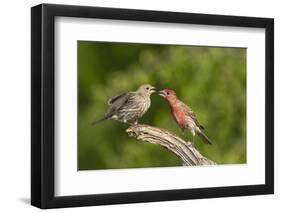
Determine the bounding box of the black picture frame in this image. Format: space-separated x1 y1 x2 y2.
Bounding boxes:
31 3 274 209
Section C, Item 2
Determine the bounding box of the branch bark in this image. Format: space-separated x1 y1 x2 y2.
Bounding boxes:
126 124 216 166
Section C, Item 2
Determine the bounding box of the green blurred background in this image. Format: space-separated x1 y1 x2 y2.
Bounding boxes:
78 41 246 170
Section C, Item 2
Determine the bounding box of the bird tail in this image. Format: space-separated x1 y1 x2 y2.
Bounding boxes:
197 130 212 144
91 116 109 126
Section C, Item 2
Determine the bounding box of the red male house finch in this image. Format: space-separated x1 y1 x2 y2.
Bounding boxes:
159 89 211 144
92 84 156 125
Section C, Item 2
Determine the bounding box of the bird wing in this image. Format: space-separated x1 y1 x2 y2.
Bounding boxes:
105 92 133 117
107 92 128 105
180 101 205 130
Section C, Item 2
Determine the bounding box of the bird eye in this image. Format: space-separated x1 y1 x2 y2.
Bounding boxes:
146 87 149 90
166 92 170 95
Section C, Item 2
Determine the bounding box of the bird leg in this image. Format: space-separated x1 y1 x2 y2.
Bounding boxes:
129 120 138 126
192 135 195 146
191 129 196 146
181 128 185 135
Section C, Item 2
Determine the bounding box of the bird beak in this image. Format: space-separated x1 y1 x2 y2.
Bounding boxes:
158 90 166 97
150 86 156 93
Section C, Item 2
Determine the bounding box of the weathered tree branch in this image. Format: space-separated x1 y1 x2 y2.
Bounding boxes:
126 124 216 166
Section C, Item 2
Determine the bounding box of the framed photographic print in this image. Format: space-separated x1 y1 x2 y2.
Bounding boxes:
31 3 274 209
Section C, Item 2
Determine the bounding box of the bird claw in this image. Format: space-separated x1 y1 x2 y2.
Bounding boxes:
186 141 193 147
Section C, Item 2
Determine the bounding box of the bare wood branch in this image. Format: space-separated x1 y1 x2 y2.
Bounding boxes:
126 124 216 166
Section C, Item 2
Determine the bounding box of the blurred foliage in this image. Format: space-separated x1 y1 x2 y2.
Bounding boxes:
78 41 246 170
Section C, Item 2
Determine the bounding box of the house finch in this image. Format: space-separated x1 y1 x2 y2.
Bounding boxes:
159 89 212 144
92 84 156 125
